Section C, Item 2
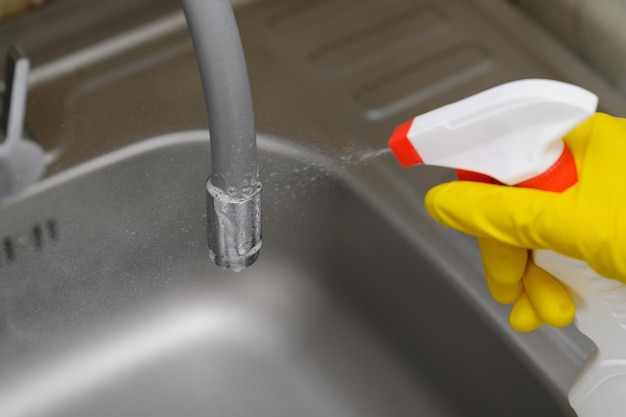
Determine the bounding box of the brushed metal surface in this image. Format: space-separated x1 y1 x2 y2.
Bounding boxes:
0 132 569 416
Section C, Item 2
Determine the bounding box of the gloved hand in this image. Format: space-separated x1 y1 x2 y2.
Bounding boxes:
424 113 626 331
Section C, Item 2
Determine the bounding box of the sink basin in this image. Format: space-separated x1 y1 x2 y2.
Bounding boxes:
0 132 570 417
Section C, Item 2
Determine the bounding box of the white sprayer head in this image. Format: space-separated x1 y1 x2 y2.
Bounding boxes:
388 79 598 188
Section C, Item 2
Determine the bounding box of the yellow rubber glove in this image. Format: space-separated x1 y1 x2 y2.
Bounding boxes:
424 113 626 331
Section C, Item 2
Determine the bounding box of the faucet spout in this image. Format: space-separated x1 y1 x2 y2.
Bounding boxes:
182 0 262 271
206 178 262 272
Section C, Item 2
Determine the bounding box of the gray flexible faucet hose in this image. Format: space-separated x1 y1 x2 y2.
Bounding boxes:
182 0 262 272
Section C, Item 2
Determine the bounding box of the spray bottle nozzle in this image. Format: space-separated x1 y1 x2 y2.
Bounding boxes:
389 120 423 168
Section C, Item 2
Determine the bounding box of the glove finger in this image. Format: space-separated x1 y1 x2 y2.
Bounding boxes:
425 181 559 250
477 237 527 285
485 272 523 304
523 261 575 328
509 291 544 332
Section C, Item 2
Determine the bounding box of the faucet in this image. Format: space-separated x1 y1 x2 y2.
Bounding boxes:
181 0 262 272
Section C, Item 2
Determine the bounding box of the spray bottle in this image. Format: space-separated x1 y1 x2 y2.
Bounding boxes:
388 79 626 417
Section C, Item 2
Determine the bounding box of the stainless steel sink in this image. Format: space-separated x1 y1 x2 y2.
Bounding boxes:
0 132 568 417
2 0 626 415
